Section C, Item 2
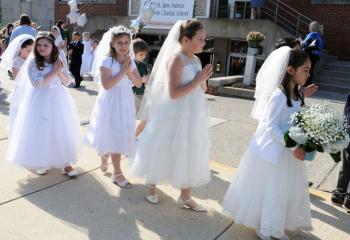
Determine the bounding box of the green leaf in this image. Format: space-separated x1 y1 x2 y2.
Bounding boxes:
284 131 296 148
303 140 316 152
315 144 324 153
330 152 341 163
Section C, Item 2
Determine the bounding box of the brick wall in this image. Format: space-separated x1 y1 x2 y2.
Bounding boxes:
55 0 128 23
282 0 350 60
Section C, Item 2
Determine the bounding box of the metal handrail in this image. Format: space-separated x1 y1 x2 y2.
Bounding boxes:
212 0 313 37
264 0 312 37
268 0 312 22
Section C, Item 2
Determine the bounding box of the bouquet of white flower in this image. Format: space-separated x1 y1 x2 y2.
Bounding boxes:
284 103 350 162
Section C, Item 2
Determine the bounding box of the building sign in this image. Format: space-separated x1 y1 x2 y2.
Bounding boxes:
129 0 211 19
139 0 194 28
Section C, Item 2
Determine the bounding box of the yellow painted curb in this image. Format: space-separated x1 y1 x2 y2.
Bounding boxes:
210 161 331 202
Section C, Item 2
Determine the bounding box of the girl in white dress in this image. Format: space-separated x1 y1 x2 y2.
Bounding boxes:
86 26 142 188
129 20 212 211
0 34 34 79
6 32 80 177
80 32 93 76
51 26 69 74
222 48 312 240
0 34 34 136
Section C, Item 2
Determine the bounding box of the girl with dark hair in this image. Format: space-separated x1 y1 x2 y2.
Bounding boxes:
223 48 312 240
10 38 34 78
130 20 212 210
6 32 81 178
0 35 34 138
56 19 70 46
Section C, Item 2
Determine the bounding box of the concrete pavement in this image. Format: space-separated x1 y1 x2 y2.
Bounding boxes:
0 76 349 240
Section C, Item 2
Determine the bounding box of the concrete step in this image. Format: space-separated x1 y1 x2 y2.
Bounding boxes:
317 82 350 94
318 69 350 79
325 55 338 62
317 76 350 85
323 64 350 72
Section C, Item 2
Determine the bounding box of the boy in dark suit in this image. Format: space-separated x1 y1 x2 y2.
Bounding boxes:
332 94 350 212
68 32 84 88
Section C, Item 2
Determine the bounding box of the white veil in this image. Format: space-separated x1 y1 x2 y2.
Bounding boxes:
137 20 183 120
51 27 71 81
0 34 35 72
52 26 64 48
251 46 291 121
91 26 135 84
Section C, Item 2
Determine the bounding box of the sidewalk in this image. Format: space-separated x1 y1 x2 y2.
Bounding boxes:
0 77 349 240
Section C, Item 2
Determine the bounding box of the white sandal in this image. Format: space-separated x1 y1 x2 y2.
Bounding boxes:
62 166 78 178
111 174 133 188
145 184 159 204
35 168 48 175
100 155 109 173
177 197 206 212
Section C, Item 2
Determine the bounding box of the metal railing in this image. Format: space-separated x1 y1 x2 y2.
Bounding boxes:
263 0 312 37
212 0 313 37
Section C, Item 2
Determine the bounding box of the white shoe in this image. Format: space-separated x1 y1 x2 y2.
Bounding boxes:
146 194 159 204
256 229 272 240
177 197 206 212
145 184 159 204
35 168 48 175
111 174 133 188
62 168 78 178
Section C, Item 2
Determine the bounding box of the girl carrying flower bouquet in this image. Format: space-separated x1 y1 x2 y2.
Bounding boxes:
223 48 312 240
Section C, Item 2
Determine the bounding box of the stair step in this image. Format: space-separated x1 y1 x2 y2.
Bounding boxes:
317 82 350 94
317 80 350 87
335 60 350 65
317 76 350 84
325 56 338 62
323 64 350 72
319 69 350 78
325 61 350 68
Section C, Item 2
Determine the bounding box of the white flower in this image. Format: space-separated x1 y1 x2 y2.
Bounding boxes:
289 126 308 144
289 103 349 154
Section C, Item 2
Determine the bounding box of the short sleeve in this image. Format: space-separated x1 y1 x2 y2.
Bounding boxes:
12 58 23 70
27 60 44 88
131 59 137 71
194 56 202 67
101 56 112 69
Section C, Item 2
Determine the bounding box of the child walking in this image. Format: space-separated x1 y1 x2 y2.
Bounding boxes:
223 48 312 240
6 32 80 177
0 34 34 79
86 26 142 188
80 32 94 76
0 34 34 136
129 20 212 211
132 38 150 137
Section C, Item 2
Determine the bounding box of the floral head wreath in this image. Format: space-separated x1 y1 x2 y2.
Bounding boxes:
36 31 56 43
110 26 133 36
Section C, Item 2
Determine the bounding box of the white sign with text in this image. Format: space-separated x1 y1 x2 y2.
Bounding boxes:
140 0 195 28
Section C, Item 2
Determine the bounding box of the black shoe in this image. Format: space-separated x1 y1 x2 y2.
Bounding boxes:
331 189 347 206
343 194 350 211
73 84 80 88
308 182 313 187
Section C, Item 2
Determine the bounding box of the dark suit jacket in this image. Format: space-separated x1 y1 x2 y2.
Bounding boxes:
68 41 84 64
344 94 350 158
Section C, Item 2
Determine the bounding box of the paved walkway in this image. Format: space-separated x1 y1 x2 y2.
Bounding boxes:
0 76 349 240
